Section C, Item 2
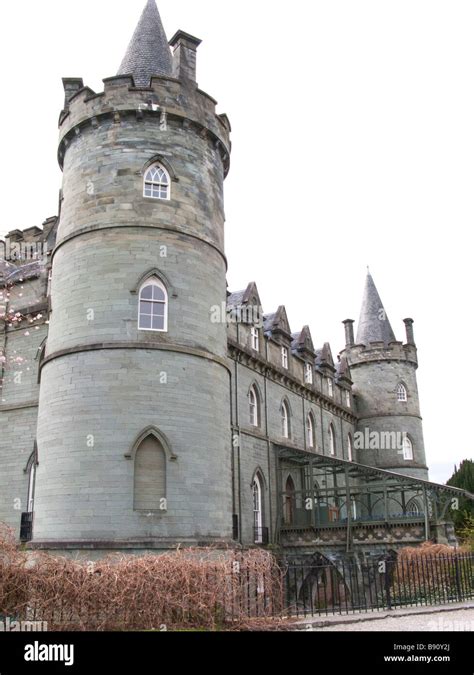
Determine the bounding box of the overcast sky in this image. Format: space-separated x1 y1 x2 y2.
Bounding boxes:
1 0 472 484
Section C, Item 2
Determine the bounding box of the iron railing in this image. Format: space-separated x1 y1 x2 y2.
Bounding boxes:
283 553 474 617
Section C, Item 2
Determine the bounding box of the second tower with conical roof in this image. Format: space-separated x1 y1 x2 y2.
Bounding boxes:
342 273 428 480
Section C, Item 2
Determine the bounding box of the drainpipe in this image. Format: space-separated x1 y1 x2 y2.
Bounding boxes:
264 337 273 543
235 324 242 545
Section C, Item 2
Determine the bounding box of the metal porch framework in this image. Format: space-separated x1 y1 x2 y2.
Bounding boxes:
275 445 473 545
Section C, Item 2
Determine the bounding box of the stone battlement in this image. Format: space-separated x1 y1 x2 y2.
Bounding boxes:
58 75 231 174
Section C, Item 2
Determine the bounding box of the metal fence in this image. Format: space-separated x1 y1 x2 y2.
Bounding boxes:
283 553 474 618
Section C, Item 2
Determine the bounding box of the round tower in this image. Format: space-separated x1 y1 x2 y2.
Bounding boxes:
31 1 233 553
342 273 429 481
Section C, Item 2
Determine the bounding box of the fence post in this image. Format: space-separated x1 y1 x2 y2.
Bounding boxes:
454 556 462 602
384 560 392 610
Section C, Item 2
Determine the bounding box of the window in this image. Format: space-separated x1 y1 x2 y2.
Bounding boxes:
252 474 264 543
346 391 351 408
134 435 167 511
284 476 296 525
144 164 170 200
327 378 334 398
306 413 315 449
281 400 290 439
305 363 313 385
347 434 353 462
281 347 289 370
249 385 260 428
329 424 336 456
138 277 168 332
250 327 260 352
27 459 36 513
397 383 408 402
403 436 414 461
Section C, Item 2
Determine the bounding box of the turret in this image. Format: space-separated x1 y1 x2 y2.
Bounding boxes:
341 272 428 480
32 1 233 553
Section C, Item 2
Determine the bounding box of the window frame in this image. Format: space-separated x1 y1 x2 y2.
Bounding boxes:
281 346 289 370
306 413 315 449
249 385 260 428
138 277 169 333
143 163 171 201
250 326 260 352
329 424 336 456
327 378 334 398
305 363 313 385
281 400 291 439
403 436 414 461
397 383 408 402
347 434 353 462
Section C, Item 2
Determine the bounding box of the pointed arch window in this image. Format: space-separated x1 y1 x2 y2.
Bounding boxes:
134 434 167 511
397 383 408 402
347 434 353 462
252 473 264 543
138 277 168 332
329 424 336 456
306 413 315 449
281 400 291 439
403 436 414 461
249 385 260 428
144 164 170 200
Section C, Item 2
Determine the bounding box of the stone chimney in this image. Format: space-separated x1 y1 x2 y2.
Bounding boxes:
169 30 202 84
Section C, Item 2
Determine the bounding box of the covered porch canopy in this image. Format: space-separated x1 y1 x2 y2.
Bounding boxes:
275 444 473 539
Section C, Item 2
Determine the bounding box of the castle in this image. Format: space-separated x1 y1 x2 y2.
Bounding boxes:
0 1 466 560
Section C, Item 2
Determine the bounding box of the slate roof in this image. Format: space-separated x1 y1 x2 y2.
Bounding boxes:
117 0 173 86
356 272 396 346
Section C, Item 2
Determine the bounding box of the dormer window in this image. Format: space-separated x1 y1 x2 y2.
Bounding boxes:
144 164 170 200
305 363 313 385
327 378 334 398
250 327 260 352
345 391 351 408
281 347 289 370
397 383 408 402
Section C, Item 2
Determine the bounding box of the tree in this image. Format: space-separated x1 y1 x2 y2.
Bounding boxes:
446 460 474 537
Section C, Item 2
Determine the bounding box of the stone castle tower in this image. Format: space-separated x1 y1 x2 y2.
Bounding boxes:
342 272 428 480
32 0 233 551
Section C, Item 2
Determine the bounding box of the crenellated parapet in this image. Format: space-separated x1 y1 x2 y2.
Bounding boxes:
345 340 418 368
58 74 231 175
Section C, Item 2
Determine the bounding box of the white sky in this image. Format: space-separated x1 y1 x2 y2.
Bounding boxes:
1 0 472 484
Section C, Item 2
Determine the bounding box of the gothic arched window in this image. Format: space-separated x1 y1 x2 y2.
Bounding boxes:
134 435 167 511
397 383 408 402
329 424 336 456
249 385 260 428
306 413 315 449
347 434 353 462
403 436 414 461
281 400 291 439
252 473 264 543
144 164 170 200
138 277 168 332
